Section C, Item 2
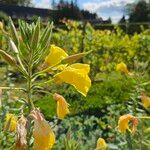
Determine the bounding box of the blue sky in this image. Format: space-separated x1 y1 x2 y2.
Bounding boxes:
32 0 139 22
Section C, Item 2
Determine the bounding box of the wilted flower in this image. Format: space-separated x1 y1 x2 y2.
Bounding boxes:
53 93 70 119
4 113 17 132
30 109 55 150
116 62 129 74
45 45 68 67
15 115 27 150
54 63 91 96
96 138 107 150
117 114 138 133
140 94 150 108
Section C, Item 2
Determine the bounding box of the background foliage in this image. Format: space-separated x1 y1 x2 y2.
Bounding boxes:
0 19 150 149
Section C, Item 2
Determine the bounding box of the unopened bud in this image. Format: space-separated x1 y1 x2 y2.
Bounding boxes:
0 22 3 31
10 39 18 54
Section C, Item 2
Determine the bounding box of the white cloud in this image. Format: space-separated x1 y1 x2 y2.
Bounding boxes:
32 0 52 9
83 0 136 12
82 0 136 22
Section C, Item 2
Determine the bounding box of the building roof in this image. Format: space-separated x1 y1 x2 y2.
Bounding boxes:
0 3 54 19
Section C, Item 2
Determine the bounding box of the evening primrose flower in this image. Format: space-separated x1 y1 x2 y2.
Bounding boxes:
116 62 129 74
30 109 55 150
140 94 150 108
53 93 70 119
96 138 107 150
117 114 138 133
54 63 91 96
4 113 17 132
45 45 68 67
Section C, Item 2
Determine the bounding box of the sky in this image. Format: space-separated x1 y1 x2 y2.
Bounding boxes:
32 0 139 23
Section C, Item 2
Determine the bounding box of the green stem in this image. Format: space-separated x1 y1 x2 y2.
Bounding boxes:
27 64 35 111
137 116 150 119
126 131 133 150
26 50 35 149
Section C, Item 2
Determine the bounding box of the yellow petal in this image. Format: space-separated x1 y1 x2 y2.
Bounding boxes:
4 113 17 132
54 63 91 96
116 62 129 74
54 93 70 119
69 63 90 74
45 45 68 67
96 138 107 150
141 95 150 108
31 110 55 150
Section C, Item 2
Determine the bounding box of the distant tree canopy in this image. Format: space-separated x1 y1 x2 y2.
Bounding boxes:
119 15 126 24
0 0 31 6
127 0 150 22
52 0 100 23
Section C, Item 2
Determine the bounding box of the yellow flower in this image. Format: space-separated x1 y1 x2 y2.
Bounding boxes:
96 138 107 150
45 45 68 67
54 63 91 96
4 113 17 132
141 94 150 108
117 114 138 133
30 109 55 150
53 93 70 119
116 62 129 74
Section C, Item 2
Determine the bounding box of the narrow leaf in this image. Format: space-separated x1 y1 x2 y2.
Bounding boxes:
0 49 17 66
31 18 40 50
62 50 92 64
9 17 19 45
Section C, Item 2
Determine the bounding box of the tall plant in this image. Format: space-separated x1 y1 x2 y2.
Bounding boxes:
0 18 91 149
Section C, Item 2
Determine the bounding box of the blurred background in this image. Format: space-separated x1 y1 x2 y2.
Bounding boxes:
0 0 150 33
0 0 150 149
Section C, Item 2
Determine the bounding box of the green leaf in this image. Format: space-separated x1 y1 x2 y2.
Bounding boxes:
9 17 19 46
0 49 17 66
40 22 53 49
31 18 40 50
62 50 92 64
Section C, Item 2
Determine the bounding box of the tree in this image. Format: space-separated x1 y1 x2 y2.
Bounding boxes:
126 0 150 33
0 0 31 6
119 15 126 24
127 0 150 22
107 17 112 24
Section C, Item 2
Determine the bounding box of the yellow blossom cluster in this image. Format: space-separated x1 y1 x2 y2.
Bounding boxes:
45 45 91 97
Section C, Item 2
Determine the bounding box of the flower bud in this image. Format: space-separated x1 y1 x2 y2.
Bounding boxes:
10 39 19 54
53 93 70 119
0 22 3 31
